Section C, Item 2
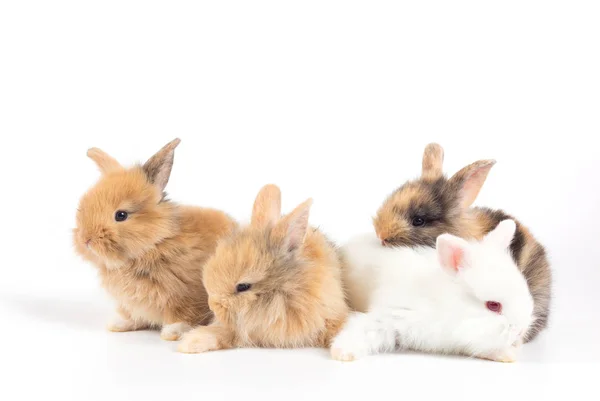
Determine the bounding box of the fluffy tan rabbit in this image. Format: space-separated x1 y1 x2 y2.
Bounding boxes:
372 143 552 342
73 138 236 341
177 184 348 353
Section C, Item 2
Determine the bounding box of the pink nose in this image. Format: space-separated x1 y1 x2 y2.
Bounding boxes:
85 239 91 247
381 239 389 246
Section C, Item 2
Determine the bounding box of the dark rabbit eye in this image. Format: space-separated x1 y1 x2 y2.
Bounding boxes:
412 216 426 227
115 210 128 222
486 301 503 314
236 283 252 293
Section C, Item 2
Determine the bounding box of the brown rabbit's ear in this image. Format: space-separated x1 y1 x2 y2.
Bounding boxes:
143 138 181 192
421 143 444 180
87 148 123 174
251 184 282 228
273 199 312 252
448 159 496 208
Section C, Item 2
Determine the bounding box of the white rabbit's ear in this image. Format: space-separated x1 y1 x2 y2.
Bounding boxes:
437 234 470 275
484 219 517 250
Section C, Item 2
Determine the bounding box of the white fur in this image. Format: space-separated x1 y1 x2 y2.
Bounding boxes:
332 220 533 361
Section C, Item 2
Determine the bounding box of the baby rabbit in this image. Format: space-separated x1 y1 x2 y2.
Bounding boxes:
178 184 348 353
332 220 534 362
73 138 236 341
373 143 551 342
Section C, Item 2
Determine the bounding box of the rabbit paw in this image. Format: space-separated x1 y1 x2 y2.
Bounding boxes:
160 322 192 341
107 315 139 332
330 336 368 362
178 328 220 354
330 347 360 362
482 346 518 363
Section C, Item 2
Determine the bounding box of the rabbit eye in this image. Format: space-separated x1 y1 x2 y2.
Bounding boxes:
115 210 128 222
236 283 252 293
411 216 426 227
486 301 503 314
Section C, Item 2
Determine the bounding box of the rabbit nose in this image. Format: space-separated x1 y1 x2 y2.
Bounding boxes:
85 239 92 247
381 238 389 246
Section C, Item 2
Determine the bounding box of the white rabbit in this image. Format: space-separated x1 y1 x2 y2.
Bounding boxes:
332 219 534 362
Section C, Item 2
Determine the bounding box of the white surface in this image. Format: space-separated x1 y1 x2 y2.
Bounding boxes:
1 1 599 400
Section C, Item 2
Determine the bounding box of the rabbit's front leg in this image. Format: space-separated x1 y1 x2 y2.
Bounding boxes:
479 345 519 363
159 309 193 341
107 306 151 332
330 311 395 361
178 322 235 354
459 317 521 363
160 322 192 341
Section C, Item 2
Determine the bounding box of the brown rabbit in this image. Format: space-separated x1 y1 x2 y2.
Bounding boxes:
73 138 236 341
177 184 348 353
373 143 552 343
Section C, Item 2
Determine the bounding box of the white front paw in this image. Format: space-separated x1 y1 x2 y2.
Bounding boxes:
484 345 519 363
331 346 362 362
330 337 368 362
160 322 192 341
507 325 525 347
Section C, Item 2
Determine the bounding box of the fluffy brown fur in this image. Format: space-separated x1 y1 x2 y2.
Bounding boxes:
73 139 236 340
373 143 552 343
178 184 348 353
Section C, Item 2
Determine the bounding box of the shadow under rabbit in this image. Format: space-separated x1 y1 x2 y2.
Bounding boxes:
0 291 112 332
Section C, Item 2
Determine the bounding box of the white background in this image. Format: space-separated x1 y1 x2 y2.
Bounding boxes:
1 1 599 400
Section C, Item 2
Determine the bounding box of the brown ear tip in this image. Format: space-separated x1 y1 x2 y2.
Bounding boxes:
471 159 496 170
169 138 182 148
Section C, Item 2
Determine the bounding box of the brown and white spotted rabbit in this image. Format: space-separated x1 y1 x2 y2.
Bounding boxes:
373 143 552 342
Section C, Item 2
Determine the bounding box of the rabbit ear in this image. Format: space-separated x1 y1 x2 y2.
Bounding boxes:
437 234 470 275
448 159 496 209
484 219 517 250
251 184 282 228
143 138 181 192
87 148 122 174
421 143 444 180
275 199 313 252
